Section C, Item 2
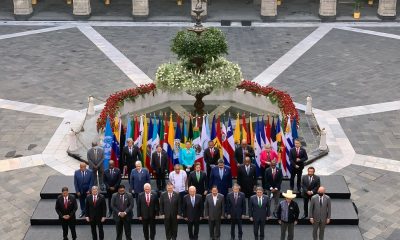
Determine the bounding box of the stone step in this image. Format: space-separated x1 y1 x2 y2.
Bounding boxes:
24 225 364 240
30 198 358 225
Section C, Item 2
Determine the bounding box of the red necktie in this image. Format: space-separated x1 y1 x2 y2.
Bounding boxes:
93 196 97 206
272 169 276 180
211 148 214 157
64 197 68 209
146 194 150 207
296 148 300 157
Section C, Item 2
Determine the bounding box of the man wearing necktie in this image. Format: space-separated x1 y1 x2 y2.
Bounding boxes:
138 183 159 240
188 162 208 203
111 185 134 240
234 139 255 167
301 166 320 219
183 186 203 240
209 159 232 198
151 145 169 192
289 139 308 192
237 156 257 199
309 187 331 240
204 141 220 182
227 184 246 240
249 187 270 240
122 138 142 177
265 160 283 214
130 161 150 203
205 186 225 240
55 187 78 240
85 186 107 240
87 142 105 188
160 182 181 240
103 160 122 217
74 163 94 218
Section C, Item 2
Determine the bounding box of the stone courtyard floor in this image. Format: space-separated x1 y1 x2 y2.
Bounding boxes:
0 21 399 239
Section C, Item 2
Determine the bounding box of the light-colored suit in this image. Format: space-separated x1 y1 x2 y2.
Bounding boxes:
309 194 331 240
87 146 104 186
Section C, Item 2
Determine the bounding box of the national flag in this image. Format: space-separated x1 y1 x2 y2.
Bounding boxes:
275 117 282 169
271 117 277 151
151 115 160 153
119 123 125 167
103 117 113 169
210 115 217 146
233 114 241 145
266 115 271 143
249 115 254 148
125 116 132 146
133 116 139 144
254 117 262 176
188 116 194 141
216 116 223 158
146 117 153 170
193 116 204 170
174 116 182 165
113 116 121 144
241 114 248 143
159 116 164 146
260 116 268 146
223 117 237 177
141 115 148 166
167 114 175 171
282 116 293 178
200 115 211 173
292 117 299 140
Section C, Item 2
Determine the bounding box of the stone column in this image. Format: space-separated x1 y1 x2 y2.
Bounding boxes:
191 0 207 18
13 0 33 20
319 0 336 21
377 0 397 20
132 0 149 18
261 0 277 22
73 0 91 17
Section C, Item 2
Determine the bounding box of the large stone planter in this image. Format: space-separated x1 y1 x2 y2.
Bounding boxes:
73 0 91 18
13 0 33 20
319 0 336 21
132 0 149 19
261 0 277 22
378 0 397 20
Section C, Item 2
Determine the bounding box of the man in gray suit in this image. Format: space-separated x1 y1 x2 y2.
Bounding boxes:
204 185 225 240
111 185 134 240
309 186 331 240
87 141 104 187
249 187 270 240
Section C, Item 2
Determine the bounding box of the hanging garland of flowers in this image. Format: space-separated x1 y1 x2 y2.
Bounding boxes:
97 81 299 131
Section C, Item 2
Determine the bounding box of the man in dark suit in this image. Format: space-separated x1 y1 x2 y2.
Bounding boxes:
249 187 271 240
209 159 232 198
204 140 220 181
277 190 300 240
289 139 308 192
204 186 225 240
122 138 142 177
151 145 169 192
87 141 105 187
265 160 283 214
234 139 255 166
103 160 122 217
188 162 208 202
160 182 181 240
130 161 150 202
55 187 77 240
74 162 94 217
226 184 246 240
111 184 134 240
85 186 107 240
237 156 257 198
138 183 159 240
301 166 320 219
182 186 203 240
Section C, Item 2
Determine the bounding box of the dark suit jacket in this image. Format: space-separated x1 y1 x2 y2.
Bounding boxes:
265 167 283 191
74 169 94 194
130 168 150 194
87 147 105 170
122 146 142 170
160 191 181 217
289 147 308 171
204 147 220 168
277 200 300 223
301 174 321 197
188 171 208 195
151 151 168 173
85 194 107 221
103 167 122 190
182 194 203 222
204 193 225 221
226 192 246 219
248 194 270 220
237 164 257 195
209 166 232 197
137 191 159 220
234 146 255 165
55 194 78 220
110 192 134 222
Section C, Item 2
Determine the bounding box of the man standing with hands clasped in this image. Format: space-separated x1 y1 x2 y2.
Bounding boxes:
85 186 107 240
289 139 308 193
204 185 225 240
309 186 331 240
226 183 246 240
111 185 134 240
277 190 300 240
301 166 320 219
249 187 270 240
55 187 78 240
160 182 181 240
137 183 159 240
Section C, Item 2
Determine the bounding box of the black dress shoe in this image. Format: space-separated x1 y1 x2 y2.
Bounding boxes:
108 212 112 218
79 213 84 218
301 215 308 219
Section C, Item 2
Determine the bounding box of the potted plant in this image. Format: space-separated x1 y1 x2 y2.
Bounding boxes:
353 0 361 19
177 0 183 5
368 0 373 6
277 0 282 6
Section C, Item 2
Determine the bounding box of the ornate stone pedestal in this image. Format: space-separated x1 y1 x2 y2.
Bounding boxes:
132 0 149 19
319 0 336 22
261 0 277 22
13 0 33 20
191 0 207 19
377 0 397 20
73 0 91 18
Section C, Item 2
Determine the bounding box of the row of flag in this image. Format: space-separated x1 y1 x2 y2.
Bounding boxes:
102 113 299 178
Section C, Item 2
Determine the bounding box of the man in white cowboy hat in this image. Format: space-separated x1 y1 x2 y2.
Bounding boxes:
277 190 300 240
